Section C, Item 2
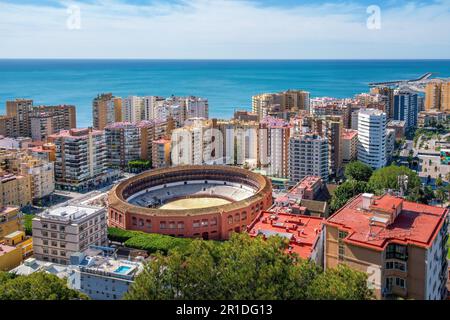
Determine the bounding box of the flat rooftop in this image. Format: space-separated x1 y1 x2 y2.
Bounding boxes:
343 129 358 140
0 244 17 256
37 205 102 222
247 211 324 260
326 194 448 250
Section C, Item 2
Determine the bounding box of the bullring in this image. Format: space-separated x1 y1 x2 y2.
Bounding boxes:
107 165 273 240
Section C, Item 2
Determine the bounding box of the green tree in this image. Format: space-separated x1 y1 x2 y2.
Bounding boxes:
368 165 421 197
330 180 372 213
435 188 448 207
306 264 373 300
125 233 373 300
435 176 444 188
0 272 88 300
344 161 373 182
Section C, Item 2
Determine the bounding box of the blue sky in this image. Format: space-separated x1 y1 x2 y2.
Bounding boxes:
0 0 449 58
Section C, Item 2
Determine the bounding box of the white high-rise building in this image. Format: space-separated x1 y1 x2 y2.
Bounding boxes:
122 96 145 123
171 119 223 166
186 97 209 119
357 109 387 169
288 133 329 184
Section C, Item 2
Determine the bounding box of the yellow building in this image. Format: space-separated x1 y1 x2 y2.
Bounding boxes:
4 230 33 259
0 231 33 271
0 206 22 240
0 170 32 208
0 244 22 271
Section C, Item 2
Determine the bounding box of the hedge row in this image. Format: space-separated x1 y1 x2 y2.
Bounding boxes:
108 227 193 254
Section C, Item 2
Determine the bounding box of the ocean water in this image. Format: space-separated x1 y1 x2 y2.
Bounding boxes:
1 59 450 128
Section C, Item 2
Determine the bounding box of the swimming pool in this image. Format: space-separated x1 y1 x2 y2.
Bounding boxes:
114 266 132 274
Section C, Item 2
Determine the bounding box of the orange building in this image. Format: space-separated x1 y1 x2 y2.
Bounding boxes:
324 193 448 300
247 211 324 265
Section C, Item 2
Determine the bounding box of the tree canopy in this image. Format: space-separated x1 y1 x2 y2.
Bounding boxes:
125 233 373 300
344 161 373 182
367 165 421 197
0 272 88 300
329 180 372 213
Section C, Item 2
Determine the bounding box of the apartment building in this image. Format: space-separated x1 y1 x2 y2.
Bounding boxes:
30 112 54 141
0 206 22 240
49 128 109 192
386 129 396 163
29 142 56 162
313 104 352 129
32 204 108 265
105 122 141 168
0 171 32 208
0 149 54 201
418 110 449 128
252 90 310 120
342 129 358 163
324 193 448 300
425 81 450 112
370 86 395 119
218 119 260 168
19 157 55 200
260 117 291 179
288 133 329 184
320 116 343 177
92 93 122 130
393 90 419 129
122 96 145 123
386 120 406 141
5 99 34 137
0 116 17 138
2 100 76 139
171 118 224 166
137 119 171 161
68 247 143 300
357 108 387 169
186 96 209 119
152 138 171 168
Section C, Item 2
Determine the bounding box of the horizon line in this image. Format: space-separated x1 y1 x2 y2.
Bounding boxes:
1 58 450 61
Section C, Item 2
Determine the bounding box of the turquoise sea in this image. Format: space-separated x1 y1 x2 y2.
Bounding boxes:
1 59 450 128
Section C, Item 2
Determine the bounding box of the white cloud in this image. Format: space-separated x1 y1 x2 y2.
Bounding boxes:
0 0 449 58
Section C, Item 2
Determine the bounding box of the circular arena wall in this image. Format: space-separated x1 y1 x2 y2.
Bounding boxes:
107 165 273 240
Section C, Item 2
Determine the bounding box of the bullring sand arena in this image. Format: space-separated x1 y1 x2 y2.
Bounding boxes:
160 198 232 210
107 165 273 240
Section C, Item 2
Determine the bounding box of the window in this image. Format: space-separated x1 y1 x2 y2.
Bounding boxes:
132 217 137 226
193 220 200 228
160 221 166 229
146 219 152 228
338 231 347 261
395 277 406 288
177 222 184 229
169 221 176 229
211 218 217 226
386 244 408 260
201 219 208 227
385 261 406 272
228 216 233 224
139 219 144 227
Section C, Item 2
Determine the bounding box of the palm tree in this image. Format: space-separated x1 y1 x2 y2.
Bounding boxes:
435 188 448 207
